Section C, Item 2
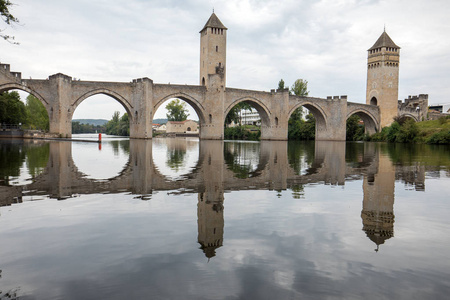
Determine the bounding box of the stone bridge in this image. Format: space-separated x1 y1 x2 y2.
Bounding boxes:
0 63 380 140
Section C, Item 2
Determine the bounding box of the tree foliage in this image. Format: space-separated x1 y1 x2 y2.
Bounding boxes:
346 115 365 141
278 79 286 90
291 79 309 97
0 91 26 125
72 121 105 134
224 126 260 140
287 79 315 140
166 99 189 122
0 0 19 43
105 111 129 136
26 94 49 130
288 79 309 129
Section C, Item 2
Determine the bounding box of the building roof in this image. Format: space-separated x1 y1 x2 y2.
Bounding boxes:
200 13 227 32
368 31 400 51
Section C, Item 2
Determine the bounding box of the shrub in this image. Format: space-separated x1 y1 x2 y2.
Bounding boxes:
426 130 450 144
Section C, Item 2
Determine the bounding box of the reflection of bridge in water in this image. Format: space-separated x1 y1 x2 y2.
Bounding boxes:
0 139 428 256
6 140 379 198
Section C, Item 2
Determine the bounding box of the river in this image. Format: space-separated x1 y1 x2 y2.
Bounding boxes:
0 135 449 299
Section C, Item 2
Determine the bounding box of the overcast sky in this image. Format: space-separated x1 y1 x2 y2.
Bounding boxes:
2 0 450 120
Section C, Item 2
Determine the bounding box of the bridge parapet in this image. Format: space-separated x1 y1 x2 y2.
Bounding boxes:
326 95 347 100
0 62 22 84
0 63 11 72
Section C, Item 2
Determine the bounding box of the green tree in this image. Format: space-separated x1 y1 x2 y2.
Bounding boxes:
278 79 286 90
225 105 240 127
0 91 26 125
166 99 189 121
346 115 365 141
105 111 129 136
25 94 49 131
119 113 129 136
291 79 309 97
290 79 309 122
1 0 19 43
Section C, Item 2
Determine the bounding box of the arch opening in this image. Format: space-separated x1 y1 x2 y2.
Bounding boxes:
288 103 327 141
224 99 270 140
0 89 49 132
346 111 378 139
153 97 201 137
72 93 130 136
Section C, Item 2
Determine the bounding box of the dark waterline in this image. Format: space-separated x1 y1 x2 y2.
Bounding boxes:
0 137 449 299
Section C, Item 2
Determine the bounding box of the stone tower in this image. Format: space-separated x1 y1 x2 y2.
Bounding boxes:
366 30 400 127
199 13 227 87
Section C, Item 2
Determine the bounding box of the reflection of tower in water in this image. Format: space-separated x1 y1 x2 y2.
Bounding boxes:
197 191 224 259
361 153 395 251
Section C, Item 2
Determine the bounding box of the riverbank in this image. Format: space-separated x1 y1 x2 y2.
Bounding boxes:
369 116 450 144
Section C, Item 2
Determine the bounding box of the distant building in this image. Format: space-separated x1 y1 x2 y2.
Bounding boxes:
429 103 450 114
156 124 167 132
241 108 260 126
166 120 199 134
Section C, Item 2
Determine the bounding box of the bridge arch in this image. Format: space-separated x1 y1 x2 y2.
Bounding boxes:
346 108 379 135
224 96 272 126
398 113 420 122
71 88 133 120
154 93 206 123
0 83 49 106
288 101 328 138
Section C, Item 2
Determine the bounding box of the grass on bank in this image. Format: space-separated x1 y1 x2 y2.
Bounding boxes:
369 116 450 144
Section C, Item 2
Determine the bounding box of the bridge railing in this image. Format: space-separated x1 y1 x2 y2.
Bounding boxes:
0 124 23 130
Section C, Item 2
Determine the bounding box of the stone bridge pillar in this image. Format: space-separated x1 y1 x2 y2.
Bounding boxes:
200 74 226 139
47 74 74 138
261 90 290 140
317 96 348 141
130 78 153 139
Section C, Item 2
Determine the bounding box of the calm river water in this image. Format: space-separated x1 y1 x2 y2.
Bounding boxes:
0 135 449 299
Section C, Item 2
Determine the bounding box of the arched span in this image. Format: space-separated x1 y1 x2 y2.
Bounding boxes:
72 89 133 119
288 101 328 131
225 96 271 125
0 83 49 105
346 109 379 135
154 93 206 124
399 113 420 122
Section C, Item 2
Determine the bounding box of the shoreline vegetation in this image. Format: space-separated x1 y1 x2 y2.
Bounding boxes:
224 115 450 145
